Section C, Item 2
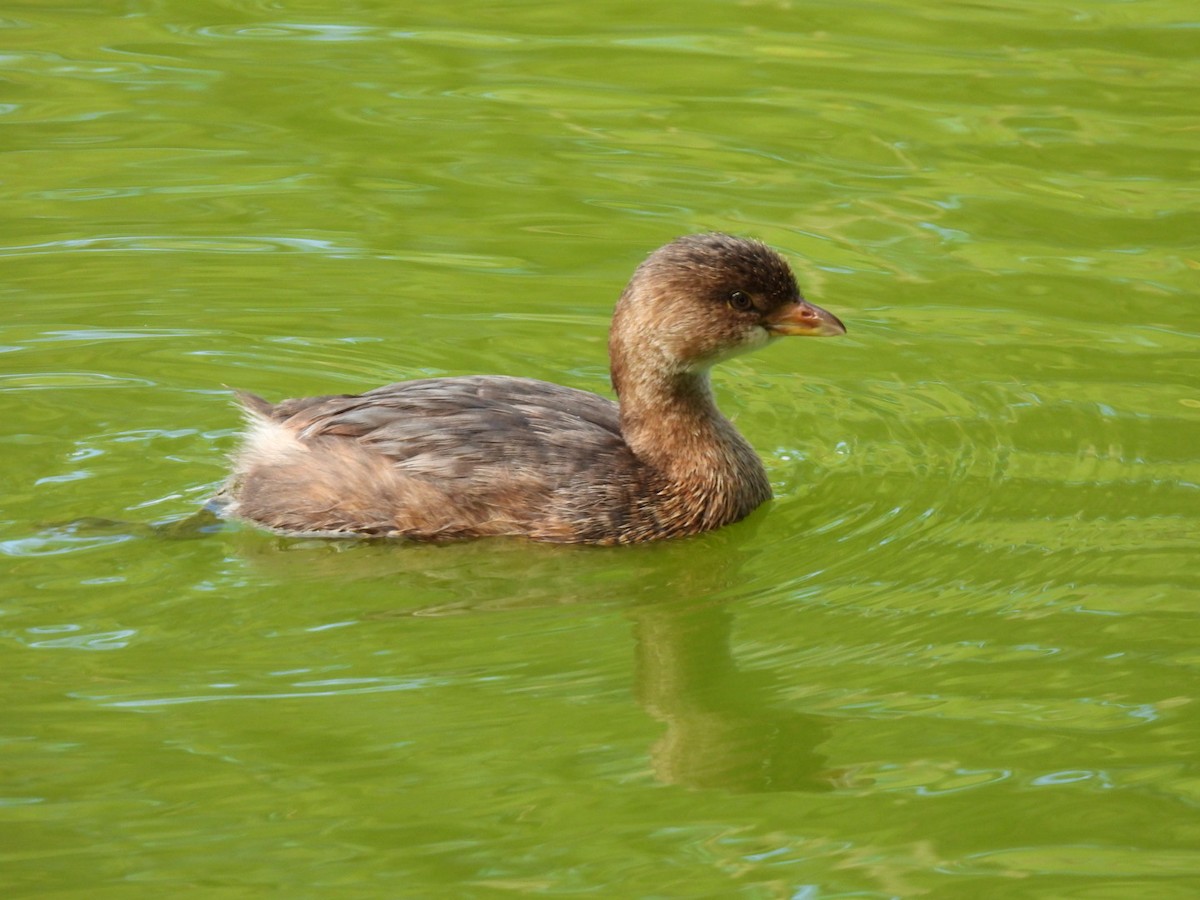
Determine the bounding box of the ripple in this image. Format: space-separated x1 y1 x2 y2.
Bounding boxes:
0 234 359 257
0 530 137 558
0 49 219 86
949 844 1200 878
0 372 155 391
22 626 137 651
181 22 381 42
751 306 1200 617
97 676 435 707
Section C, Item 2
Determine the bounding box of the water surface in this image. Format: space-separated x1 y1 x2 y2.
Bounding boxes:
3 1 1199 896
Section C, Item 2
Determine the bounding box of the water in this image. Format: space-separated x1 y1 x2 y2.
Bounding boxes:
3 1 1199 896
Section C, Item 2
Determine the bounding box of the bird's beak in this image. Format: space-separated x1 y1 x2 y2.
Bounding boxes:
765 299 847 337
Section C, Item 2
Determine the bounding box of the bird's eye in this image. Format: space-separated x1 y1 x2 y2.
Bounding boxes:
729 290 754 312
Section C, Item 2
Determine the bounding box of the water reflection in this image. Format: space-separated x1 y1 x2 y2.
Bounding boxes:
223 516 845 793
631 597 836 793
46 509 843 792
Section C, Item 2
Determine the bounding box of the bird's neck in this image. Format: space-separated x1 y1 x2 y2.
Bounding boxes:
614 360 767 502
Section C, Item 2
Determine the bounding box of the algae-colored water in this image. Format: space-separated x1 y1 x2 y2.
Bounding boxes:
3 2 1199 896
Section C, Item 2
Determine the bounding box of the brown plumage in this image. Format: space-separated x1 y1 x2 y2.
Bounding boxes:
213 233 846 545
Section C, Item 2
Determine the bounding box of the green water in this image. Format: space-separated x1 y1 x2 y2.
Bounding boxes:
4 0 1199 896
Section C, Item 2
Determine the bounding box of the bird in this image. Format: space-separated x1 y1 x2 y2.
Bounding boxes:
212 233 845 544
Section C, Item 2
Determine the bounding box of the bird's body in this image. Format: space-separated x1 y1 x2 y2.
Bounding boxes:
216 233 845 545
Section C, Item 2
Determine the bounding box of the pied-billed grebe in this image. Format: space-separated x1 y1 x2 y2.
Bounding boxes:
215 233 845 544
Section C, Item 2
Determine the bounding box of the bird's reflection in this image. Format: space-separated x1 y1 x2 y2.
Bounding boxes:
631 596 836 792
68 509 842 793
